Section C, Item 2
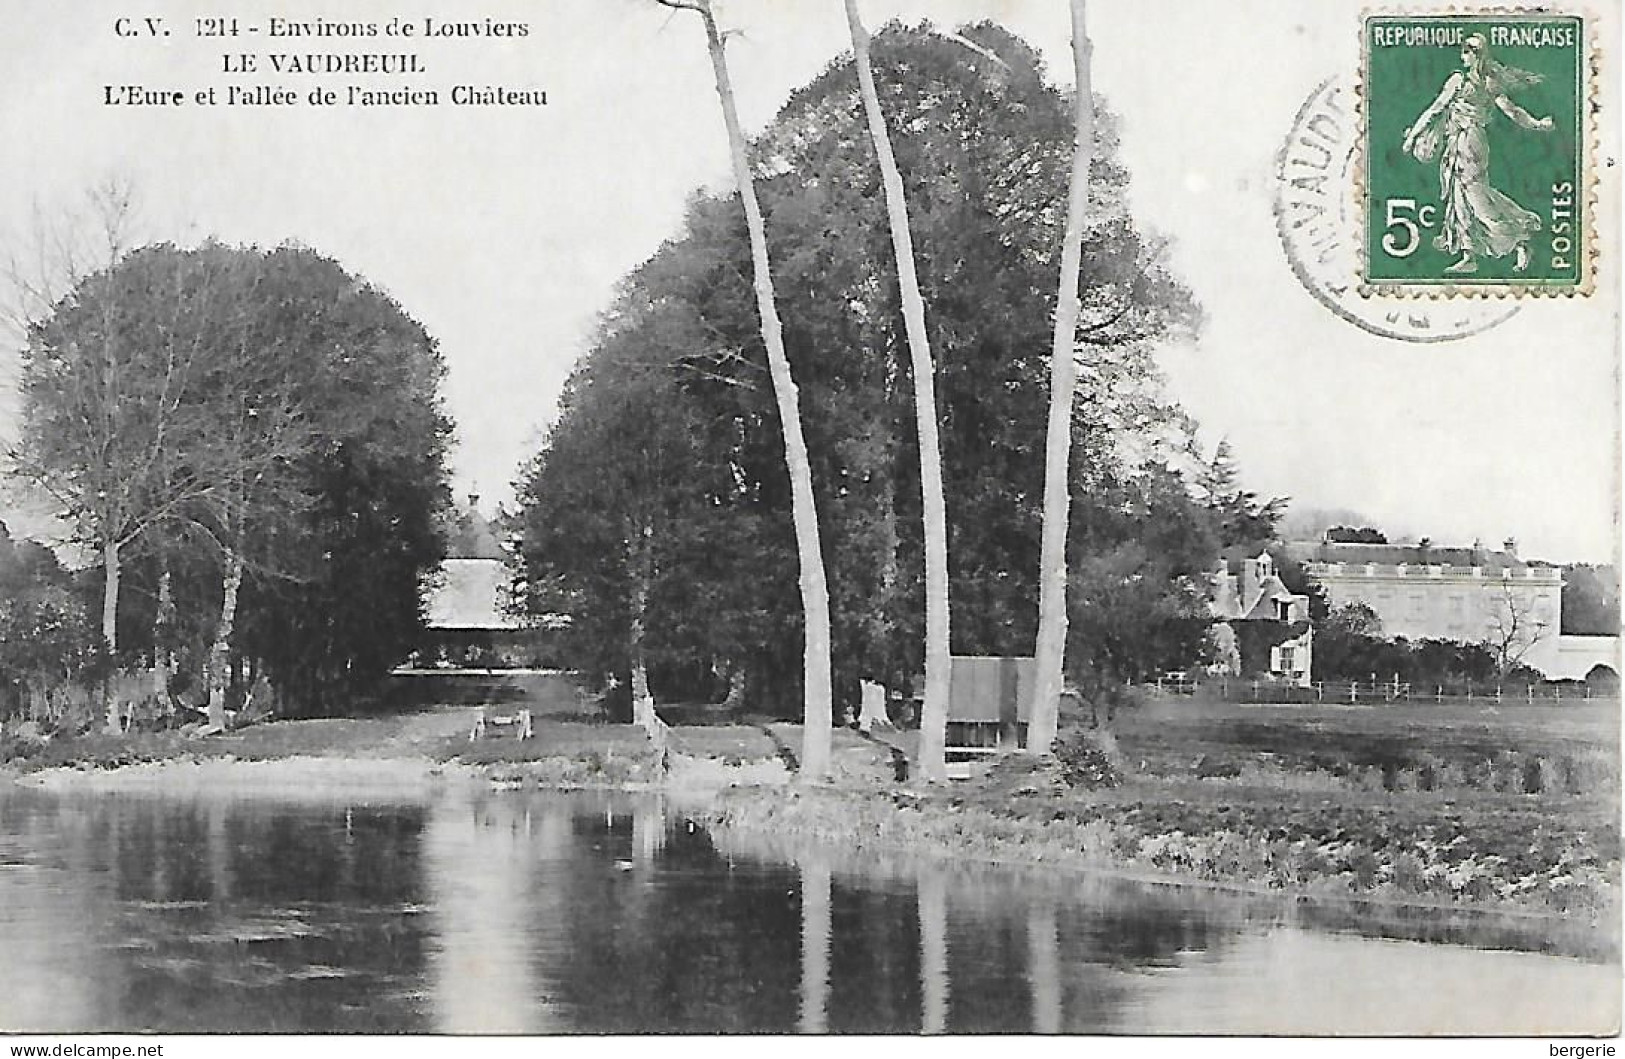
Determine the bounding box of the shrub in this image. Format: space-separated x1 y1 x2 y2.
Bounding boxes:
1390 850 1427 892
0 525 102 723
1053 728 1126 789
1194 753 1242 779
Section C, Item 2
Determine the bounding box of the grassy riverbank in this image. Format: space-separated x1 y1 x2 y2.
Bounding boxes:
707 696 1621 924
0 672 878 790
4 676 1618 926
710 769 1618 919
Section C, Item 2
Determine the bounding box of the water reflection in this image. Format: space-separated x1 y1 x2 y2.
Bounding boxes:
0 784 1615 1034
0 788 433 1031
1027 900 1061 1034
917 863 949 1033
799 856 831 1034
424 798 553 1033
1114 928 1622 1035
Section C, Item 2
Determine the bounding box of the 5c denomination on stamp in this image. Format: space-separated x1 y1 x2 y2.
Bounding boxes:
1275 77 1519 341
1362 13 1589 294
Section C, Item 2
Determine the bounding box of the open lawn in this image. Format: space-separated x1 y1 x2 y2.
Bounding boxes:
1112 694 1619 797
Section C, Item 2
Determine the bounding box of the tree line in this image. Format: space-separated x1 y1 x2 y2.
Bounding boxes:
507 16 1283 768
4 240 452 729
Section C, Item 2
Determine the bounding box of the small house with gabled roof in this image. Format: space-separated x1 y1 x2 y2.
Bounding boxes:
1210 547 1313 685
415 497 560 669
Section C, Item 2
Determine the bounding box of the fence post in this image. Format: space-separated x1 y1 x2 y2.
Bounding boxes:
1495 685 1502 704
1350 681 1358 704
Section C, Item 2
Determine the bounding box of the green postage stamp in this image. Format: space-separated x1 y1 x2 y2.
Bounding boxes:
1363 13 1589 293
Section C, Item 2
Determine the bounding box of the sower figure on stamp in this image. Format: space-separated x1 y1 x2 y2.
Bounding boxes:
1402 33 1553 274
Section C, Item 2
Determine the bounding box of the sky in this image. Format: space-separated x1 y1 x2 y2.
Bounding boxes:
0 0 1618 563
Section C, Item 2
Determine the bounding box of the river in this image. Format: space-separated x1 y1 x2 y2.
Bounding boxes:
0 783 1615 1034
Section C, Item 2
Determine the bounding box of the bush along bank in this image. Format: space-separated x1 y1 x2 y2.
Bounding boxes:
705 765 1619 922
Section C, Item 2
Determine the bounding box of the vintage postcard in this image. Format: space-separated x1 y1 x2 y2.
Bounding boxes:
0 0 1617 1046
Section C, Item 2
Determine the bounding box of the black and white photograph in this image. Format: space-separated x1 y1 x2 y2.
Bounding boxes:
0 0 1618 1042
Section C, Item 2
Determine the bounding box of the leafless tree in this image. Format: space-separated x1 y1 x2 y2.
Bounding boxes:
0 178 141 346
10 243 239 731
11 239 318 731
0 180 144 540
1480 579 1553 677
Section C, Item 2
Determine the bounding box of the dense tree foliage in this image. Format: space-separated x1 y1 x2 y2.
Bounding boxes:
1561 563 1620 636
1310 602 1525 686
1064 462 1218 697
1324 525 1389 544
511 22 1207 720
510 296 779 718
1314 632 1513 688
14 243 451 720
1195 439 1288 555
0 520 99 716
228 248 452 714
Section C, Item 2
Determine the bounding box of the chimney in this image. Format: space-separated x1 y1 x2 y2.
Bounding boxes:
1502 536 1518 558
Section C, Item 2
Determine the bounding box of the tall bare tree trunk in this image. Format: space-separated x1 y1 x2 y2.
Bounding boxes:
844 0 952 783
630 565 655 732
154 559 173 702
207 551 243 729
1028 0 1095 754
101 534 121 732
627 517 661 733
659 0 833 777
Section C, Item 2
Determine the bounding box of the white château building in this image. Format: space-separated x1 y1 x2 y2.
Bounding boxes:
1285 538 1618 681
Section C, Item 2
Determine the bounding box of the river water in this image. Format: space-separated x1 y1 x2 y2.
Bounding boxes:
0 783 1616 1034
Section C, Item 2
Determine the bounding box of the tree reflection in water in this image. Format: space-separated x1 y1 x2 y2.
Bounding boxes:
1027 899 1062 1034
799 855 831 1034
916 862 949 1033
0 786 1613 1034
